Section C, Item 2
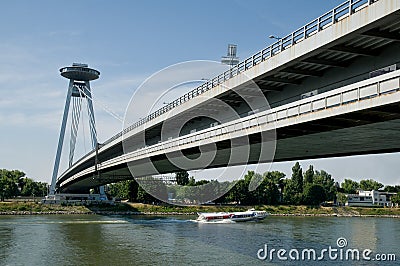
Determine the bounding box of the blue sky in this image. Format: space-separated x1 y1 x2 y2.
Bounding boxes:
0 0 399 186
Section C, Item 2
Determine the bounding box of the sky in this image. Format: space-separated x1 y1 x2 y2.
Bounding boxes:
0 0 399 186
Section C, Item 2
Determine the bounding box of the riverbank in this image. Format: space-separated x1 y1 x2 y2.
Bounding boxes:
1 201 400 217
124 203 400 218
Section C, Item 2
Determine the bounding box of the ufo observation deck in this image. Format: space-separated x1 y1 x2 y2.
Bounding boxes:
60 63 100 81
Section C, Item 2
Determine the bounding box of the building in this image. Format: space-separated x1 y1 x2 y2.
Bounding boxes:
346 190 397 207
42 193 110 204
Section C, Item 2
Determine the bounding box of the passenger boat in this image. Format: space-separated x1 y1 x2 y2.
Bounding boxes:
196 208 268 223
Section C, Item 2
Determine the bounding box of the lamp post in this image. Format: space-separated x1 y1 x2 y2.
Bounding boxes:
269 35 282 41
269 35 283 54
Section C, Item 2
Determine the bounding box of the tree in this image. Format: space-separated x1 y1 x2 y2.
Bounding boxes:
0 176 19 200
108 181 129 200
237 171 256 205
225 180 244 204
303 184 327 205
313 170 336 201
341 179 359 194
304 165 314 184
108 180 138 201
224 171 257 205
260 172 281 205
283 180 303 205
291 162 303 194
136 177 168 203
359 179 384 191
391 194 400 205
214 181 233 204
384 185 400 193
175 171 189 186
336 192 348 206
0 169 47 200
137 185 155 203
0 169 27 200
283 162 303 204
187 176 196 186
195 180 210 186
20 178 47 197
174 178 214 204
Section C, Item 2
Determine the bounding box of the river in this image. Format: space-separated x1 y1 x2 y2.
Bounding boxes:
0 215 398 265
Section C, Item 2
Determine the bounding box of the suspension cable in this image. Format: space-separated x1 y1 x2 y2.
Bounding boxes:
76 86 123 122
69 88 83 166
79 88 87 155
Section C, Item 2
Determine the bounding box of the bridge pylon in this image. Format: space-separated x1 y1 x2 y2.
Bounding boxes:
48 63 105 198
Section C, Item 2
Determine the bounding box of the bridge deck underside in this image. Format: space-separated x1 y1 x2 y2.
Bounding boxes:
61 101 400 193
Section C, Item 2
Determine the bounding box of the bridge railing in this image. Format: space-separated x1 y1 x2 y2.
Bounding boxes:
100 70 400 168
65 0 380 172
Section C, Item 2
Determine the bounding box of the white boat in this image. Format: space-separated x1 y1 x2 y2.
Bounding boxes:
196 208 268 223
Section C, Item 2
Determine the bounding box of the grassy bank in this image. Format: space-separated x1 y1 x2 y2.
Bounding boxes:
127 203 400 217
1 201 400 217
0 201 91 214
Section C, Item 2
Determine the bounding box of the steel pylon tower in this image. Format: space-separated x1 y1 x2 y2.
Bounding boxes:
49 63 104 196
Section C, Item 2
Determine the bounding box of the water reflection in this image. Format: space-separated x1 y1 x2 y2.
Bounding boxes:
0 221 14 264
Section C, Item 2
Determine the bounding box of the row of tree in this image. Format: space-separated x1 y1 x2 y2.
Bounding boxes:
107 162 400 206
0 169 48 201
2 165 399 206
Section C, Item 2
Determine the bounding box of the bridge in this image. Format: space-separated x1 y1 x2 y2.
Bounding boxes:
54 0 400 193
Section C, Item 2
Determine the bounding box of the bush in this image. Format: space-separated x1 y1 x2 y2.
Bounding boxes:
303 184 327 205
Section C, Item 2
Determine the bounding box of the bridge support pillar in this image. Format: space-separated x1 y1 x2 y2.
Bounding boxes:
48 63 106 199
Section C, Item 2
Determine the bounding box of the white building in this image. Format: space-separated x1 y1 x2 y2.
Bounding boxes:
346 190 396 207
42 193 110 204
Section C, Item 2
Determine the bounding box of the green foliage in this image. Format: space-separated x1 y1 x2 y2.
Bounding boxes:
259 172 281 205
187 176 196 186
291 162 303 194
391 194 400 205
136 186 155 203
195 179 210 186
282 163 337 205
0 176 19 200
283 180 303 205
108 180 138 201
175 171 189 186
313 170 337 201
108 181 129 199
359 179 384 191
103 164 396 208
336 192 348 205
304 165 314 184
303 184 327 205
384 185 400 193
20 178 47 197
341 179 359 194
282 163 304 205
0 169 46 201
136 177 167 203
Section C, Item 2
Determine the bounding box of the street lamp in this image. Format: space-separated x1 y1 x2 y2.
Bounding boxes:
269 35 282 41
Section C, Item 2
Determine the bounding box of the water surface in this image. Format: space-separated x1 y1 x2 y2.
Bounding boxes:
0 215 398 265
